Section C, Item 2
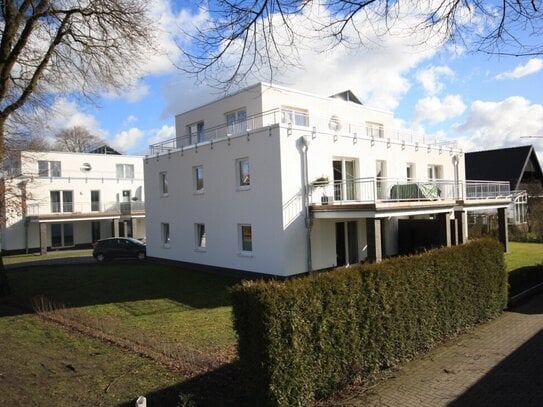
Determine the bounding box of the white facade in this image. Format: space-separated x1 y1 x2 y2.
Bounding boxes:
145 83 510 276
2 150 146 253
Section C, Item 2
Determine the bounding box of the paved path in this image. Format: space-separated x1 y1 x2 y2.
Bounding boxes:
5 256 96 270
343 293 543 406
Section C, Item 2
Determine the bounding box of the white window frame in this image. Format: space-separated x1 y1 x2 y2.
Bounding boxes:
195 223 206 250
427 164 443 181
225 108 247 135
160 171 168 196
238 224 253 255
236 157 250 189
161 222 170 248
281 107 309 127
193 166 204 193
187 121 204 144
50 190 73 213
116 164 135 179
406 163 416 181
366 122 384 139
38 160 61 177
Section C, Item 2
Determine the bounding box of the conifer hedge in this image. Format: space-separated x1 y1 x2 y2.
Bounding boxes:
231 239 507 406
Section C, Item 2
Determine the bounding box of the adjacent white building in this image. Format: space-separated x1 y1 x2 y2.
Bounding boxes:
145 83 511 277
1 150 145 254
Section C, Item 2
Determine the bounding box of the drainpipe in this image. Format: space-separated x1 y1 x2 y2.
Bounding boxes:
452 155 459 200
300 136 313 274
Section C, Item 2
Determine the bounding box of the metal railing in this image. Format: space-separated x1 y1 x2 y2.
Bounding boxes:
27 200 145 217
309 178 510 205
149 108 459 154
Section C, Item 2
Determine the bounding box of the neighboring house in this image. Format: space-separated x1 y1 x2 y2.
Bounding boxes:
1 150 145 254
465 145 543 225
144 82 511 277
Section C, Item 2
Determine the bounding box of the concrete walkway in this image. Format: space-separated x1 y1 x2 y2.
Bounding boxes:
344 293 543 406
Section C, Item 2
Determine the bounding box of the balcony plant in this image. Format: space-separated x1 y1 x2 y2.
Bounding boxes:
311 176 329 187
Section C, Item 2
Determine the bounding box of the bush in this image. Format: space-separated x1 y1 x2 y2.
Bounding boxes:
231 239 507 406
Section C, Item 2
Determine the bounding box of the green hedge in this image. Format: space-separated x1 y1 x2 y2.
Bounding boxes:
231 239 507 406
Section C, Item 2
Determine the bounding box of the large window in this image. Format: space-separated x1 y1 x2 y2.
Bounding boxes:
195 223 206 249
281 107 309 127
116 164 134 179
406 163 416 181
427 165 443 181
160 172 168 195
194 166 204 192
50 190 73 213
91 190 100 211
161 223 170 246
51 223 74 248
38 160 61 177
239 224 252 253
237 158 250 187
366 122 384 139
226 108 247 135
376 160 387 200
187 121 204 144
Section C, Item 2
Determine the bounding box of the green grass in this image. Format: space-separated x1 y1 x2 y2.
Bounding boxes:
0 303 183 406
6 262 241 354
3 249 93 265
505 242 543 271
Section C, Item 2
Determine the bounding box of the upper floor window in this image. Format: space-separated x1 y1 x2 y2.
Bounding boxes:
366 122 384 139
116 164 134 179
428 165 443 181
160 172 168 195
38 160 61 177
50 190 73 213
226 109 247 135
281 107 309 127
406 163 416 181
194 166 204 192
187 121 204 144
237 158 250 188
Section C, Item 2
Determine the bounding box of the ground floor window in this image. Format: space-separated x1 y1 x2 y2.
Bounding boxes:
161 223 170 247
239 224 252 253
51 223 74 248
195 223 206 249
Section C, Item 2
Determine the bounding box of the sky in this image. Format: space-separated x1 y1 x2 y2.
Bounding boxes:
44 1 543 163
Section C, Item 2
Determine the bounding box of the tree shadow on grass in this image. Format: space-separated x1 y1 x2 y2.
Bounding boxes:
1 262 242 317
118 362 245 407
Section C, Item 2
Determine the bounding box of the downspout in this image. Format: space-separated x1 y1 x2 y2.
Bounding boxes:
300 136 313 274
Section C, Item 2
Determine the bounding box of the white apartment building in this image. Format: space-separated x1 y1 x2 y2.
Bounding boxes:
2 150 145 254
145 83 511 277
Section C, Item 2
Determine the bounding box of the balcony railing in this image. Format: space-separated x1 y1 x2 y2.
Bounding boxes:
27 201 145 217
309 178 510 205
149 108 458 155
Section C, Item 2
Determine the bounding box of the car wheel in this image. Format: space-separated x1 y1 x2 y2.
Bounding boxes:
96 253 106 262
137 251 146 261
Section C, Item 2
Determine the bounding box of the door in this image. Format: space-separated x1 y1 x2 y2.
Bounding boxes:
91 221 101 243
336 221 359 267
121 190 131 215
376 160 387 199
335 222 346 266
91 190 100 212
333 159 356 201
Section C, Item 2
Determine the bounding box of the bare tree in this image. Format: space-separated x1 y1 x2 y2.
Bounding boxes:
0 0 157 295
182 0 543 88
54 126 103 152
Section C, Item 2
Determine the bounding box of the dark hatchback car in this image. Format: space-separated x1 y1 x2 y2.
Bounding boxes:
92 237 146 262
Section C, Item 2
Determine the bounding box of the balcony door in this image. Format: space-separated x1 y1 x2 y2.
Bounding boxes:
91 190 100 212
336 221 359 267
333 159 356 201
376 160 387 200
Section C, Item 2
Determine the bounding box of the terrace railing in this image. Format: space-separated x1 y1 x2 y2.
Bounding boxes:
27 200 145 217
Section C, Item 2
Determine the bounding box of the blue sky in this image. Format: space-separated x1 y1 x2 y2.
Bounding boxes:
45 1 543 161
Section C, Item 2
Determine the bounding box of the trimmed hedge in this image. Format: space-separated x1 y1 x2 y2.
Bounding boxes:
231 239 507 406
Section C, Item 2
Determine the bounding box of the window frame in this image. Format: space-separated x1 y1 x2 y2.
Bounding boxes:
116 163 135 179
427 164 443 181
187 121 204 144
38 160 61 177
238 224 253 255
161 222 170 248
236 157 250 189
160 171 168 196
195 223 206 250
366 122 384 139
406 163 416 181
193 165 204 193
281 107 309 127
50 190 73 213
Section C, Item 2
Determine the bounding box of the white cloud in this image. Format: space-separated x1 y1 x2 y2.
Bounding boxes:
148 125 175 145
112 127 145 152
46 98 107 138
455 97 543 158
415 94 466 123
416 66 454 95
495 58 543 80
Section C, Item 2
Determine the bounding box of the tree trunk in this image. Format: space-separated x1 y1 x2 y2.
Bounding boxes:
0 118 12 297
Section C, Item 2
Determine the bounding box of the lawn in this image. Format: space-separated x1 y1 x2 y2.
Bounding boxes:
505 242 543 271
3 249 93 265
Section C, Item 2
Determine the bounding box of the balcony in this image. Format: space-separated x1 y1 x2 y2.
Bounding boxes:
149 109 457 155
309 178 511 207
26 201 145 220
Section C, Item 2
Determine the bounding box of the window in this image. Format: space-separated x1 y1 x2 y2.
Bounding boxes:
51 223 74 248
160 172 168 195
195 223 206 249
38 160 61 177
91 190 100 211
188 121 204 144
237 158 250 187
406 163 416 181
239 224 252 253
376 160 387 200
161 223 170 246
50 190 73 213
427 165 443 181
281 107 309 127
116 164 134 179
366 122 384 138
226 109 247 135
194 166 204 192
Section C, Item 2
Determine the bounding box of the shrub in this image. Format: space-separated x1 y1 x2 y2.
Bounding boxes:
231 239 507 406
